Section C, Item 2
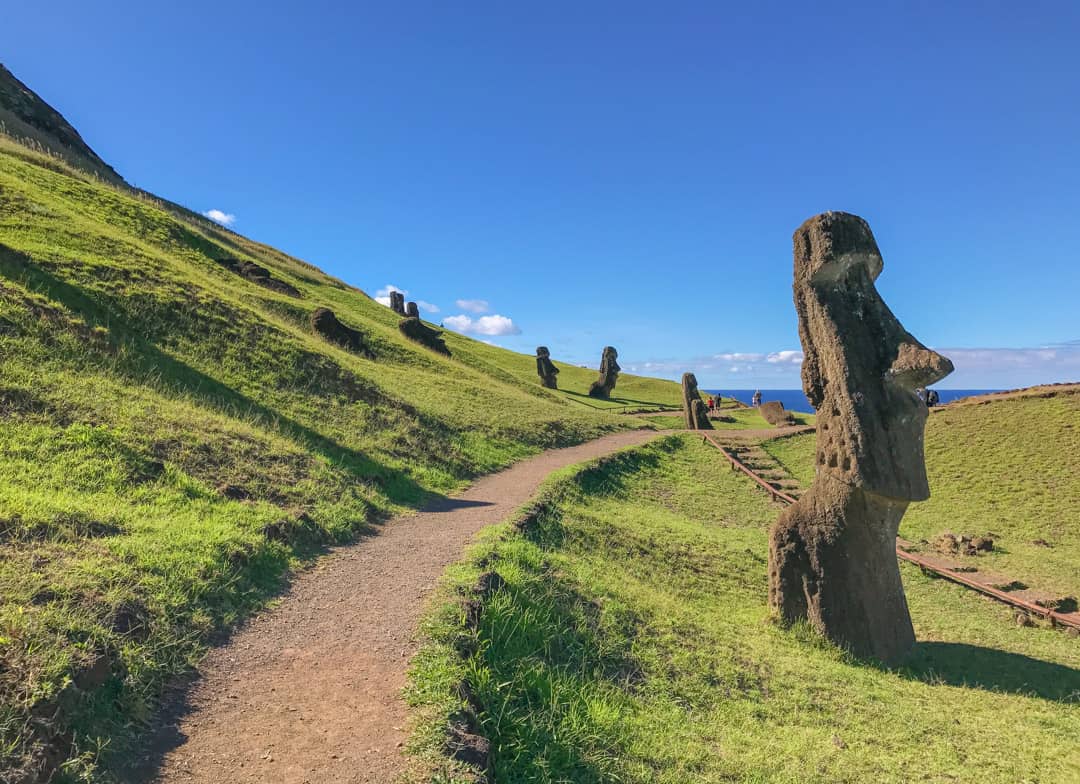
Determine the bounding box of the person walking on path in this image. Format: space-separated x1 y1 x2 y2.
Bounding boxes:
752 390 762 407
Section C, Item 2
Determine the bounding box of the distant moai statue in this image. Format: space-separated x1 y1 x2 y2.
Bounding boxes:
587 346 620 398
768 212 953 664
759 400 795 426
681 372 713 430
536 346 559 389
389 290 406 315
405 301 420 319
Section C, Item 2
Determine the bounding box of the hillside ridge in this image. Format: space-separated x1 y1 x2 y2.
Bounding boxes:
0 63 121 182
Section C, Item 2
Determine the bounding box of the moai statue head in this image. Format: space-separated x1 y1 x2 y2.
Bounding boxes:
405 301 420 319
794 212 953 501
599 346 620 378
389 290 406 315
536 346 560 389
588 346 621 398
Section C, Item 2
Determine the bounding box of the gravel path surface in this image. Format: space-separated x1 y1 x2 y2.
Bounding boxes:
134 429 664 784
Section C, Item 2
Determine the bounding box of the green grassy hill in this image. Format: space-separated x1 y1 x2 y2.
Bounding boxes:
410 436 1080 783
763 388 1080 596
0 80 684 779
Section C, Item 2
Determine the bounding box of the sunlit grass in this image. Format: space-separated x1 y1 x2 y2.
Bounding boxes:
410 435 1080 783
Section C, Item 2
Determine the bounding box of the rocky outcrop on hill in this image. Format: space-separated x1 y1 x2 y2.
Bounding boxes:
767 212 953 665
310 307 374 357
399 316 450 356
215 257 300 297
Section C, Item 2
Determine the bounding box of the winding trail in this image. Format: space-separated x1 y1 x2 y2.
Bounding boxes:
134 429 663 784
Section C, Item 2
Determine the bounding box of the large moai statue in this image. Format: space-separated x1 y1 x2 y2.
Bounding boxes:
767 212 953 664
681 372 713 430
405 301 420 319
536 346 559 389
587 346 620 398
389 290 406 316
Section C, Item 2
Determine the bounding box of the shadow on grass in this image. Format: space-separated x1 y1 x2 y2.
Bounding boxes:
901 641 1080 702
0 243 430 506
560 389 678 410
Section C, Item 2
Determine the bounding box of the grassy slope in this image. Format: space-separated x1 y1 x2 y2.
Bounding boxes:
763 391 1080 595
410 436 1080 784
0 136 684 780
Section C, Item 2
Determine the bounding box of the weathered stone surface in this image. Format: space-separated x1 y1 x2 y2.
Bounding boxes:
759 400 795 426
681 372 713 430
215 257 301 297
310 307 373 357
587 346 620 398
536 346 559 389
767 212 953 665
399 316 450 356
405 301 420 319
389 290 406 315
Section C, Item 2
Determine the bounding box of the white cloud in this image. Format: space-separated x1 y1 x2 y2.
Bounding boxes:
455 299 490 314
374 284 406 307
416 300 440 314
714 352 765 362
766 350 805 364
444 314 522 336
203 209 236 226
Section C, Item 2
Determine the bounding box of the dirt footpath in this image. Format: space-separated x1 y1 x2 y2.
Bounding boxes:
133 429 663 784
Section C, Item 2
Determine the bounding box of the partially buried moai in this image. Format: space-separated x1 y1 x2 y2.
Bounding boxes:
681 372 712 430
536 347 559 389
389 290 406 316
405 301 420 319
767 212 953 665
587 346 620 398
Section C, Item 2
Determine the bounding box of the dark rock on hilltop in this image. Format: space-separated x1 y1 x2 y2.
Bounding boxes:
399 316 450 356
768 211 953 665
310 307 374 357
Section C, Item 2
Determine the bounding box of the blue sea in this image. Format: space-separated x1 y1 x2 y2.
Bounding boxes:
704 389 1002 414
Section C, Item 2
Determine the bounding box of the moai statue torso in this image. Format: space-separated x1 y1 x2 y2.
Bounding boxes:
587 346 620 399
768 212 953 664
681 372 713 430
536 346 560 389
389 290 406 316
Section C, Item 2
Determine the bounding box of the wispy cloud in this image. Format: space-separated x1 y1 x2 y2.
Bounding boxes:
455 298 490 314
444 314 522 336
203 209 236 226
416 300 440 314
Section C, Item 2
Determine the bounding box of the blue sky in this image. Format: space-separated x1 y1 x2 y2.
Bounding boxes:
6 1 1079 388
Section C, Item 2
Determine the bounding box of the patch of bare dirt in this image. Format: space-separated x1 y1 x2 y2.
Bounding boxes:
127 430 661 784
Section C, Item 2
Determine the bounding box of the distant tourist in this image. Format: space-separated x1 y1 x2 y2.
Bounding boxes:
926 389 940 407
752 390 762 407
915 387 927 405
707 396 716 413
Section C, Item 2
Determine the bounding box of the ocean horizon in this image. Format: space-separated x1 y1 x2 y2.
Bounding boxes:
704 389 1003 414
